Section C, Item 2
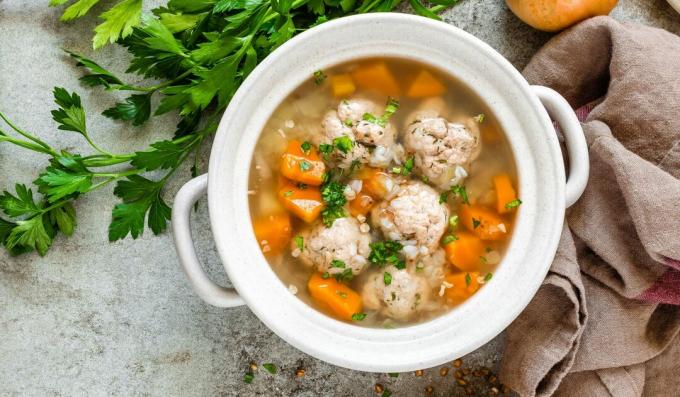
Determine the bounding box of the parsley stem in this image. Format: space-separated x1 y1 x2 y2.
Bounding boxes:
119 70 193 92
0 134 59 157
83 134 116 157
0 111 54 152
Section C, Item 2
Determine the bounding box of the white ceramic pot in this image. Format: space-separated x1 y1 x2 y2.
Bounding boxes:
171 13 589 372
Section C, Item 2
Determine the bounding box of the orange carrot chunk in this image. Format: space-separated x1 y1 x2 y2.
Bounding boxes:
493 174 518 214
348 193 375 217
406 69 445 98
443 231 485 271
308 273 363 321
278 182 324 223
252 213 291 255
356 167 393 199
459 205 508 241
330 74 356 97
444 272 481 304
280 140 326 186
350 61 400 97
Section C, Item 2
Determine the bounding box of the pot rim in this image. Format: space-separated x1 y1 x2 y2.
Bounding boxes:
206 13 565 371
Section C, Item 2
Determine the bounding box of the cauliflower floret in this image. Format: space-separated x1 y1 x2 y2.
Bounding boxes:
320 98 397 169
403 110 481 190
361 267 431 320
371 181 448 256
297 217 371 277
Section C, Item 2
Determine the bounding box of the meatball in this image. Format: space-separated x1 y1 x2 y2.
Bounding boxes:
371 181 449 256
320 98 397 169
361 266 430 320
413 248 447 288
297 217 371 277
403 110 481 190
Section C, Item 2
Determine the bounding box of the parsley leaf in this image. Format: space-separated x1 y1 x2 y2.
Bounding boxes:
92 0 143 49
51 87 87 136
66 51 124 88
294 235 304 251
102 94 152 126
369 240 405 269
333 135 354 154
465 273 472 286
108 175 171 241
351 312 367 321
313 69 327 85
320 180 347 227
383 271 392 285
505 198 522 209
262 363 277 374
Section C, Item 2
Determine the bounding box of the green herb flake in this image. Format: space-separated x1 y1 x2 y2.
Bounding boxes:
383 271 392 286
472 218 481 229
243 372 254 384
337 291 348 298
369 240 405 269
351 312 367 321
283 190 294 197
505 198 522 209
318 143 334 155
439 191 450 204
484 272 493 282
313 70 327 85
474 113 485 123
479 255 488 264
321 272 330 279
343 118 353 127
362 112 381 126
321 180 347 227
299 160 312 172
402 156 415 175
442 235 458 245
382 390 392 397
331 259 346 268
451 185 470 205
333 135 354 154
465 273 472 287
485 247 493 253
262 363 277 374
297 183 308 189
415 263 424 272
294 235 304 251
391 166 402 174
448 215 459 229
300 141 312 154
422 175 429 183
334 268 354 282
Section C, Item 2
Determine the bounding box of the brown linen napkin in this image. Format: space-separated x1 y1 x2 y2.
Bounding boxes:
499 16 680 397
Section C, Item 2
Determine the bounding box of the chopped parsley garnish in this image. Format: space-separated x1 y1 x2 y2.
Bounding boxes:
334 268 354 282
479 255 488 264
439 191 450 204
442 235 458 245
402 156 415 175
415 263 424 272
473 113 485 123
320 180 347 227
299 160 312 172
383 271 392 285
336 291 348 298
484 272 493 282
362 97 400 127
369 240 405 269
465 273 472 287
243 372 254 384
343 118 354 127
262 363 277 374
472 218 481 229
331 259 346 268
333 135 354 154
300 141 312 154
448 215 459 229
296 183 308 189
485 246 493 253
321 272 330 279
505 198 522 209
313 70 327 85
451 185 470 205
351 312 367 321
283 190 294 197
382 390 392 397
318 143 334 160
294 235 304 251
422 175 429 183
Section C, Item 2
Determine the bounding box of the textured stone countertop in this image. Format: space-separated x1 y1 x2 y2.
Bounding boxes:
1 1 678 396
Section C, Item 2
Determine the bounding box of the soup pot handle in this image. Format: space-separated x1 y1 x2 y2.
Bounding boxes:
531 85 589 208
172 174 245 308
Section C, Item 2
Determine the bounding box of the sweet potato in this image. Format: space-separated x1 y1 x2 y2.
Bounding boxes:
443 231 485 271
493 174 518 214
406 69 445 98
278 182 324 223
308 273 363 321
356 167 393 199
252 213 291 255
459 205 508 241
444 272 481 304
330 74 356 97
348 193 375 217
280 140 326 186
350 61 400 97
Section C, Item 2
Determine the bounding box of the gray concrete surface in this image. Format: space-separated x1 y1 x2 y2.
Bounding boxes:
1 0 678 396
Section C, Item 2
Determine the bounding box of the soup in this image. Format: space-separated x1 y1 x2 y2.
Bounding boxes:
248 58 519 328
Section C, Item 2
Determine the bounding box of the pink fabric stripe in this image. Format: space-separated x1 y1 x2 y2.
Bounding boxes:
637 268 680 305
